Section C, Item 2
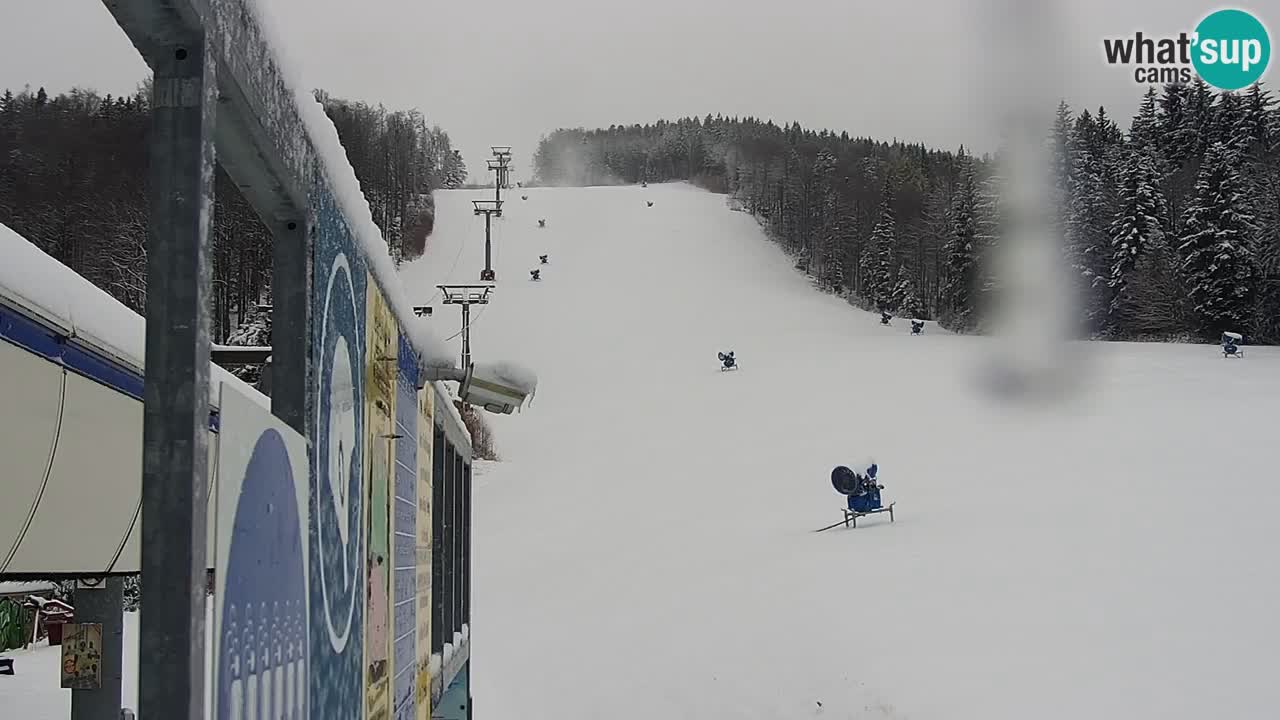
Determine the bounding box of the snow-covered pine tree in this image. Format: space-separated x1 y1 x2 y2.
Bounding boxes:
942 160 981 330
860 187 897 308
1177 141 1259 336
1128 86 1160 154
811 149 839 287
889 263 924 318
1211 91 1246 152
1051 101 1073 222
1107 152 1168 327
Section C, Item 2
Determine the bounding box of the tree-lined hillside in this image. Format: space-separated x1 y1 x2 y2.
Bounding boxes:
0 85 465 340
534 80 1280 341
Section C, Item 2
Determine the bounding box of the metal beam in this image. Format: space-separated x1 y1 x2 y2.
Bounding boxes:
137 35 216 720
103 0 313 226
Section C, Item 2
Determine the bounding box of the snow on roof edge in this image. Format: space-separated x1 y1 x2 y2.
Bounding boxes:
243 0 453 370
0 223 266 411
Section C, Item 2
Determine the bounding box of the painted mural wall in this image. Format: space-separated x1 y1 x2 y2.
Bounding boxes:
310 183 367 719
393 334 420 720
303 181 445 720
364 280 396 720
415 383 434 720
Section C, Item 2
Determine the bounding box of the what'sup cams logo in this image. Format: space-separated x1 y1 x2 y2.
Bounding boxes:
1104 8 1271 90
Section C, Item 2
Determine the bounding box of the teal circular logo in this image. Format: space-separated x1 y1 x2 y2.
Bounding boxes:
1192 9 1271 90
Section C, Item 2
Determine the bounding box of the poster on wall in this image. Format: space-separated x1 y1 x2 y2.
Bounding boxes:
392 333 420 720
415 383 435 719
60 623 103 690
309 182 367 719
212 382 310 719
364 278 397 720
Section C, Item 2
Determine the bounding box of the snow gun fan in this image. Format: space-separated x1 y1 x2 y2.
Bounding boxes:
539 254 549 265
1222 331 1243 358
647 201 654 207
529 269 541 281
818 463 895 531
880 311 892 326
522 195 529 200
538 219 546 228
911 319 925 335
717 351 738 371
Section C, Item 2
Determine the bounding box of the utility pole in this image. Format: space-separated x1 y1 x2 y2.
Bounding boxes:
436 284 494 370
472 199 503 281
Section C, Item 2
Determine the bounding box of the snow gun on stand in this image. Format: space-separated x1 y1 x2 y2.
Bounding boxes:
910 319 925 335
529 269 541 281
815 463 895 532
537 219 546 228
717 351 738 371
539 254 548 265
880 311 892 326
1222 331 1243 358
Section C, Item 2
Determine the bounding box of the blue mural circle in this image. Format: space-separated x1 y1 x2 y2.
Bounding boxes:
216 429 307 718
315 253 364 655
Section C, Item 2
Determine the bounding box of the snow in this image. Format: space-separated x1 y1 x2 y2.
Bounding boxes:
0 610 213 719
472 361 539 396
4 182 1276 719
0 223 265 410
239 0 453 370
401 182 1280 720
0 581 56 597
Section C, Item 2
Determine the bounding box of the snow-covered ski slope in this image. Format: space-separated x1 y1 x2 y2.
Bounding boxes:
400 183 1280 720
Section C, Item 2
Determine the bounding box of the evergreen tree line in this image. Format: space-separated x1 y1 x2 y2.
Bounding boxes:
533 79 1280 341
0 84 467 342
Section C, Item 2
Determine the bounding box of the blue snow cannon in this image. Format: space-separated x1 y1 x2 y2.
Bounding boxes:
823 463 896 530
1222 331 1243 358
847 464 883 513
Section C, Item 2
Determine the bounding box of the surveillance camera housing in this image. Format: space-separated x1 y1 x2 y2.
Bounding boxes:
458 362 536 415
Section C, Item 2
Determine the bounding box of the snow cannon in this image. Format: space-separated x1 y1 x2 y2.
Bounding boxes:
646 201 654 207
539 254 548 264
717 351 738 371
910 319 925 335
820 463 895 531
641 181 648 188
1222 331 1243 358
537 219 546 228
516 181 523 188
880 311 892 325
530 269 541 281
522 195 529 200
480 268 496 282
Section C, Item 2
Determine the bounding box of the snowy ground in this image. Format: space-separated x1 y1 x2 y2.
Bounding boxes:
401 183 1280 720
0 610 213 718
4 183 1275 719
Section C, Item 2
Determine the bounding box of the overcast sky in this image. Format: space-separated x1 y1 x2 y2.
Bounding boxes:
0 0 1272 180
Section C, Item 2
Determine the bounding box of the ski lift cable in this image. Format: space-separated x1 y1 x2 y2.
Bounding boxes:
422 214 477 307
441 214 502 343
